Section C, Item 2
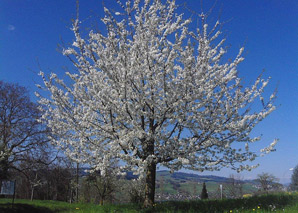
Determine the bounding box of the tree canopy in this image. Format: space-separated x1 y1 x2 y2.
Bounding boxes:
290 165 298 191
0 81 49 180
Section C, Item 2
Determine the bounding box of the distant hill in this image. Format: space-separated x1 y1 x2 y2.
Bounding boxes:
76 167 257 184
155 170 259 197
72 168 281 200
158 170 234 183
77 168 258 187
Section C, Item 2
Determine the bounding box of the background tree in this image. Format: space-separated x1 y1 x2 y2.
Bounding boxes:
44 160 72 201
85 170 117 205
13 156 72 201
200 182 208 199
289 165 298 191
224 174 243 198
38 0 277 207
256 172 281 194
0 81 49 182
127 178 145 204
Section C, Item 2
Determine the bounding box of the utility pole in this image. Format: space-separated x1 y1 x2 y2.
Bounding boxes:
76 162 79 202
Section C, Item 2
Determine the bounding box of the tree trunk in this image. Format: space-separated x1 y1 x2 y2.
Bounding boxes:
99 198 104 205
0 158 9 180
31 187 34 201
143 162 156 208
76 163 79 203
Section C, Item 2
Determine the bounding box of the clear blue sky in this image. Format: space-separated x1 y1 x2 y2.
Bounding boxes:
1 0 297 183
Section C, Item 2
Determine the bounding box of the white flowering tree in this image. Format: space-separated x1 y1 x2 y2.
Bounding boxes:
37 0 277 207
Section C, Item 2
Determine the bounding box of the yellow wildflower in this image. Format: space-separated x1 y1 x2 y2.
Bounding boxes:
242 194 252 198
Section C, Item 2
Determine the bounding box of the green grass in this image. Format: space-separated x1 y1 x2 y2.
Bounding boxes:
1 192 297 212
156 178 225 195
155 175 258 196
0 199 141 213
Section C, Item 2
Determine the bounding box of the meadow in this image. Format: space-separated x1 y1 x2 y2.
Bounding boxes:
0 192 297 213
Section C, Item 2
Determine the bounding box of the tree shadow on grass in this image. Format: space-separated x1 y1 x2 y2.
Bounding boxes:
0 203 57 213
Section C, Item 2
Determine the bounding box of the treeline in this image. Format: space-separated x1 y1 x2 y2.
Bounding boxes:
13 162 145 204
14 158 73 201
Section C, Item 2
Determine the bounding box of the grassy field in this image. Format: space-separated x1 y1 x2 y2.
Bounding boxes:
0 192 297 212
155 171 258 196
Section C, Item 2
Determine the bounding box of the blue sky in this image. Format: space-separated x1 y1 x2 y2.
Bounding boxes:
1 0 297 183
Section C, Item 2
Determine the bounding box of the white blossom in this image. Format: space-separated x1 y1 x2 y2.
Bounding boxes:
37 0 276 181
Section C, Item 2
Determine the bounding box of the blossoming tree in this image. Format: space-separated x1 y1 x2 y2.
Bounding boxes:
37 0 277 207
